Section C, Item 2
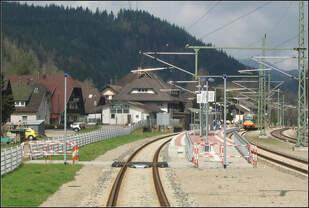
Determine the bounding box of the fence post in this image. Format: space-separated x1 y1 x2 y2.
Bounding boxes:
4 148 7 174
10 147 13 172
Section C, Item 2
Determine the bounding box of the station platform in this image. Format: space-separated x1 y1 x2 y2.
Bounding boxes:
168 129 253 169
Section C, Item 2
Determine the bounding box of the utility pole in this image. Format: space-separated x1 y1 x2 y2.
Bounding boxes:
258 34 267 136
282 95 285 127
297 1 307 147
194 49 203 138
277 89 280 127
64 73 68 165
267 73 271 127
185 43 293 137
223 74 227 169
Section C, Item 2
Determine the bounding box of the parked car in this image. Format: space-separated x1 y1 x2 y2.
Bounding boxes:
70 122 86 132
25 128 38 140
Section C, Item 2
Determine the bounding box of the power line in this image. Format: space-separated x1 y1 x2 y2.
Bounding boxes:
186 1 221 30
236 2 294 55
200 1 272 40
273 34 298 48
268 2 293 35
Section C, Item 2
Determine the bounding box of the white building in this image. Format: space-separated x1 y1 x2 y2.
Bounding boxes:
102 101 162 125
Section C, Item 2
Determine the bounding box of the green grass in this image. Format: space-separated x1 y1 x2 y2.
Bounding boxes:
37 128 168 161
0 143 20 149
1 163 82 207
245 135 284 146
78 125 101 133
1 128 168 207
79 129 168 161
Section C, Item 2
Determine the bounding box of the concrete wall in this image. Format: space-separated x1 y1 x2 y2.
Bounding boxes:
102 105 150 125
87 113 102 123
102 108 110 124
10 114 37 123
129 106 149 123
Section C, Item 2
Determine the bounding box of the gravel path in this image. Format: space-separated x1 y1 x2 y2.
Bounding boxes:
40 132 308 207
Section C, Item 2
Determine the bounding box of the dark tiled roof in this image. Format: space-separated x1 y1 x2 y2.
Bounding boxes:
11 82 33 101
113 72 183 102
103 84 122 93
82 87 101 114
13 83 49 113
7 74 81 114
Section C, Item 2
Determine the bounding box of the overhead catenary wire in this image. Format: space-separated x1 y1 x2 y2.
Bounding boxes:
186 1 221 30
200 1 272 40
236 2 294 55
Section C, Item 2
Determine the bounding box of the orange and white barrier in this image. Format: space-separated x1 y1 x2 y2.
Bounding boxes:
72 145 79 164
191 142 255 167
22 141 79 164
251 145 258 167
192 144 199 167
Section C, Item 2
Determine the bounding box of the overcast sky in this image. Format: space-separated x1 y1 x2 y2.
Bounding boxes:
24 1 308 70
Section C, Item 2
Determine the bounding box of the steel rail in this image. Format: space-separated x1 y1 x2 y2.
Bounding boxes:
270 128 297 144
153 139 172 207
241 131 308 175
106 134 176 207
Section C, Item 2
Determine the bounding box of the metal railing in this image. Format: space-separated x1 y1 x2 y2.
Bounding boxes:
233 131 251 163
184 131 194 162
1 120 147 175
1 146 23 175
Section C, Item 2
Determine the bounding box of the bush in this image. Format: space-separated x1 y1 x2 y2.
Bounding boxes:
143 127 151 132
44 124 55 129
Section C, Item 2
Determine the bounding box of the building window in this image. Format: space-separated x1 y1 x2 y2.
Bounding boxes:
15 101 26 107
111 114 115 119
22 116 27 121
136 115 139 118
110 104 129 114
130 88 155 94
34 87 39 93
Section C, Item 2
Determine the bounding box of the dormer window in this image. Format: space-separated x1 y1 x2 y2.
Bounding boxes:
34 87 39 93
131 88 155 94
15 101 26 107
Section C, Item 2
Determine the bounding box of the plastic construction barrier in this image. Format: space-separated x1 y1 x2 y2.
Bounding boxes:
192 142 255 167
22 141 79 164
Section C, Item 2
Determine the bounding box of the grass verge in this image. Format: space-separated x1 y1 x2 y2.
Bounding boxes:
38 128 169 161
1 163 82 207
1 128 169 207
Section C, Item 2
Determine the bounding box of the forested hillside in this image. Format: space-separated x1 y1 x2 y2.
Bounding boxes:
2 2 247 89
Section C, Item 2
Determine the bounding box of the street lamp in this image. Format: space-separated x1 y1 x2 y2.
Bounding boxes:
64 72 69 165
223 74 227 169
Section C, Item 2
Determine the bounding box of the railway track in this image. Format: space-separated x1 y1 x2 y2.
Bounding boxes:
270 128 297 144
106 134 175 207
241 131 308 176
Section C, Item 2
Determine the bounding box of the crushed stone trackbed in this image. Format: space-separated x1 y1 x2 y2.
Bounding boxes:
39 133 308 207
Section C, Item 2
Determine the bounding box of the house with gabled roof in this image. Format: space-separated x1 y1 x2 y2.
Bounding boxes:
113 72 185 114
82 87 102 123
101 84 122 104
102 101 163 125
7 74 85 125
10 82 51 124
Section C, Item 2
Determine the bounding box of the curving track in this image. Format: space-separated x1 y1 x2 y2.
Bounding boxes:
270 128 297 144
241 131 308 176
106 134 175 207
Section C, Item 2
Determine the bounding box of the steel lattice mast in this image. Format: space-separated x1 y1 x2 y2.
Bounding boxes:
258 34 267 136
297 1 308 147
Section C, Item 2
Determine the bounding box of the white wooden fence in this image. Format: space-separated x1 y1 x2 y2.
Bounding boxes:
1 120 147 175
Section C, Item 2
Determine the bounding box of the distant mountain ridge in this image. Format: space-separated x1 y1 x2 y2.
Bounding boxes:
238 58 298 94
3 2 247 89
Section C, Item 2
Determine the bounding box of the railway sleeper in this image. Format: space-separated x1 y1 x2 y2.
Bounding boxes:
111 161 168 168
